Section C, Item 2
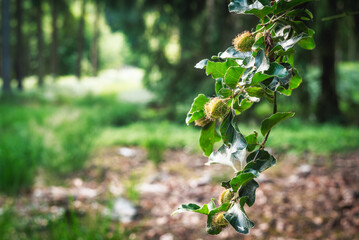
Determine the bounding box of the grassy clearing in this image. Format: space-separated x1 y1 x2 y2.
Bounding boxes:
0 206 135 240
267 122 359 155
98 121 201 152
1 88 358 195
1 65 359 194
99 120 359 156
0 92 144 194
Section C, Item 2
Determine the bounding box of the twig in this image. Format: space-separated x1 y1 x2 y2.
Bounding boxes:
322 11 359 21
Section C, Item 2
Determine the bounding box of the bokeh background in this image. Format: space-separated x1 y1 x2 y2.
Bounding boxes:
1 0 359 239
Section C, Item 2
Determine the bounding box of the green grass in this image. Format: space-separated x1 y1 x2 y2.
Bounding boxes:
98 121 201 151
0 92 145 194
99 120 359 155
0 100 53 194
0 128 42 195
1 63 359 195
0 206 135 240
144 137 167 166
267 122 359 155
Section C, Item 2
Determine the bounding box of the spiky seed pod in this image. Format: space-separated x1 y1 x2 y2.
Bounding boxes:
233 31 255 52
206 224 223 235
212 212 229 228
194 117 212 127
204 98 229 121
218 189 235 205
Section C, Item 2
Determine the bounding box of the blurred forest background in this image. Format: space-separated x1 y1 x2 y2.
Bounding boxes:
1 0 359 239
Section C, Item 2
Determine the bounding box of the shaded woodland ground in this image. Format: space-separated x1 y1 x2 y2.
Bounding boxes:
1 69 359 239
2 1 359 239
2 146 358 239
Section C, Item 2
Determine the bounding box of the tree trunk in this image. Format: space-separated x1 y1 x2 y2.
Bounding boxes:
51 0 58 80
354 2 359 60
15 0 24 90
315 0 341 123
35 0 44 87
1 0 11 93
76 0 86 79
91 0 100 76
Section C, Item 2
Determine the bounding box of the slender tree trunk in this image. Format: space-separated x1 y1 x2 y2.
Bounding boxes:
35 0 44 87
51 0 58 80
354 2 359 60
316 0 341 123
205 0 215 52
1 0 11 93
76 0 86 79
15 0 24 90
91 0 100 76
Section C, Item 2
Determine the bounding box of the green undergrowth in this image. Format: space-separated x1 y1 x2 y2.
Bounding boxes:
0 93 144 194
0 206 135 240
1 91 359 194
100 120 359 155
266 122 359 155
99 121 201 151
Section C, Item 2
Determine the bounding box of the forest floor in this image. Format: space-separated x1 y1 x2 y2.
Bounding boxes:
2 147 359 240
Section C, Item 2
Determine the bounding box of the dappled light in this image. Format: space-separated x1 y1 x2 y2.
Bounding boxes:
1 0 359 239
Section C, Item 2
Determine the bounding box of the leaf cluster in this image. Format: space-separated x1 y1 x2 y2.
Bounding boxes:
173 0 315 235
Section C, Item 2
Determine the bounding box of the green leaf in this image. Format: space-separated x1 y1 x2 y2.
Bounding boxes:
223 201 254 234
243 150 277 175
289 69 302 90
187 94 209 114
260 112 295 136
286 9 313 20
238 179 259 207
298 36 315 50
215 78 224 96
246 149 269 163
251 62 288 85
217 47 252 59
186 94 209 125
208 124 247 169
172 203 210 215
206 59 238 79
234 98 254 114
185 111 205 125
218 88 233 98
200 121 216 156
230 172 256 192
244 131 258 152
274 0 312 15
229 0 273 19
220 113 234 146
278 68 302 96
267 64 292 92
286 53 295 66
267 62 289 78
195 59 208 69
243 56 255 68
251 68 273 85
255 50 270 73
273 33 307 52
207 198 217 212
264 89 275 103
246 87 264 98
221 180 231 189
224 66 246 89
252 36 265 51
